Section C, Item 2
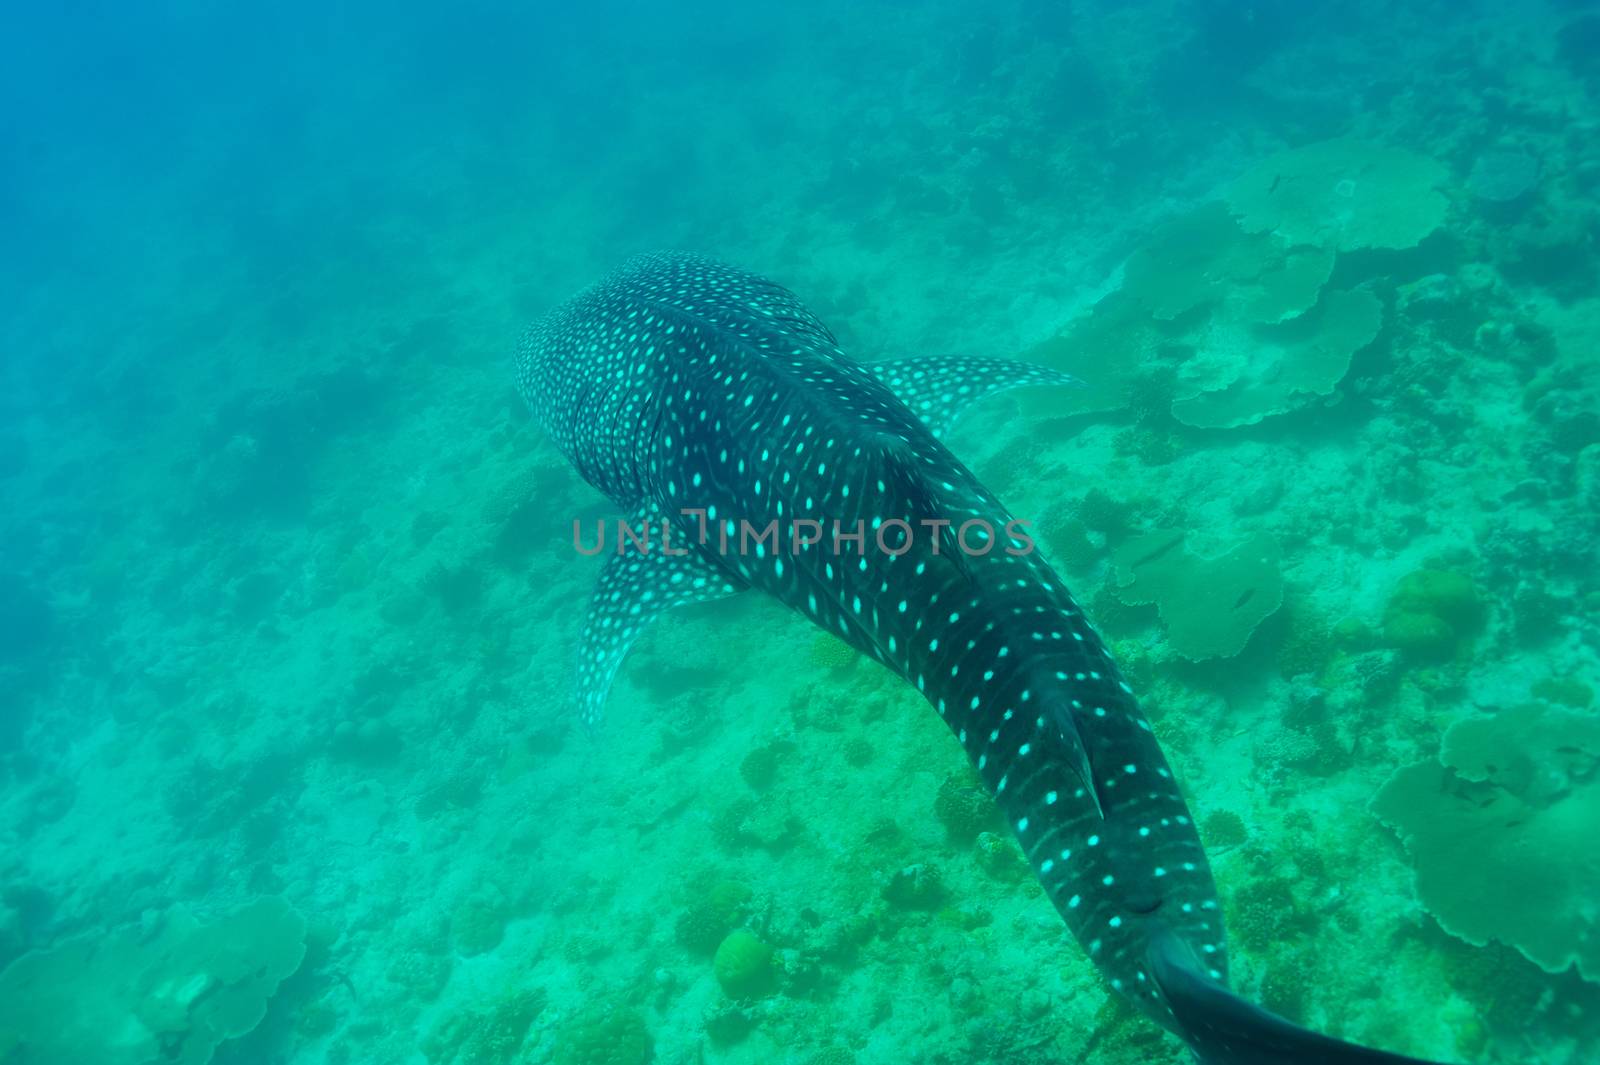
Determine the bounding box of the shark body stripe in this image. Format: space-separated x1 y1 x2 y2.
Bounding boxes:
516 253 1454 1065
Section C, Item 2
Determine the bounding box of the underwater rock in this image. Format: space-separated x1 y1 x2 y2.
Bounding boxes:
673 878 753 956
449 887 510 957
973 831 1028 883
1111 530 1284 660
385 950 452 1003
0 895 306 1065
1468 150 1540 204
552 1005 650 1065
1223 137 1449 252
1557 15 1600 93
421 988 546 1065
1530 675 1593 709
703 1002 758 1045
739 741 790 792
881 863 948 909
1372 701 1600 981
200 366 390 522
712 796 802 852
0 573 54 667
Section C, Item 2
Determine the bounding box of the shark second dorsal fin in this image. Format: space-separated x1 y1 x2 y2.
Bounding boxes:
574 504 744 730
866 355 1082 439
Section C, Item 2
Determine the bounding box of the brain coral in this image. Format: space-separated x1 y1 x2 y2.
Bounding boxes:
1224 138 1449 252
712 929 776 999
1112 529 1284 660
0 895 306 1065
1372 702 1600 981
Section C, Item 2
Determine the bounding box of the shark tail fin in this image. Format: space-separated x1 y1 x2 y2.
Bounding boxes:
1148 929 1452 1065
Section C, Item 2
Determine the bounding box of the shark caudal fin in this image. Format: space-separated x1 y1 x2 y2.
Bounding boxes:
1148 929 1455 1065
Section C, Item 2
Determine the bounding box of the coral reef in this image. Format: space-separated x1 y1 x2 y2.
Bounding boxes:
1467 150 1540 205
1122 202 1334 325
0 896 306 1065
934 772 999 842
1223 138 1449 252
712 929 777 999
1372 702 1600 981
1028 187 1387 430
552 1006 650 1065
1381 568 1484 663
1201 810 1247 849
1111 530 1284 660
1170 287 1382 429
674 877 753 956
6 5 1599 1065
809 634 860 672
881 863 948 909
450 887 511 957
421 988 546 1065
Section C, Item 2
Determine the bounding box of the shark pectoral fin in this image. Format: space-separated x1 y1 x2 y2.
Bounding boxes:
865 355 1083 438
1050 703 1107 819
574 519 744 731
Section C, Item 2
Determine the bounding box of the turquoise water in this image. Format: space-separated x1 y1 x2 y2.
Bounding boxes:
2 2 1597 1064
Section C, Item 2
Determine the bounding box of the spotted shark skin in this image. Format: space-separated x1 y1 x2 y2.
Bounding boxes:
517 253 1456 1065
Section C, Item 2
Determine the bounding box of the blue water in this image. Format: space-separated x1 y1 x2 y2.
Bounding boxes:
2 2 1596 1064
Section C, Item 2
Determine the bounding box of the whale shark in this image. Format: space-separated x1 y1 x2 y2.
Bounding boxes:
517 252 1456 1065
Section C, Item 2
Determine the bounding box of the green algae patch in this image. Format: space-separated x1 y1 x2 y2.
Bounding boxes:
712 929 776 999
1112 530 1284 660
0 896 306 1065
1373 702 1600 981
1170 287 1382 429
1224 137 1450 252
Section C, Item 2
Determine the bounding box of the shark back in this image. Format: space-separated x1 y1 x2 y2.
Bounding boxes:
516 253 844 507
516 254 1464 1065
